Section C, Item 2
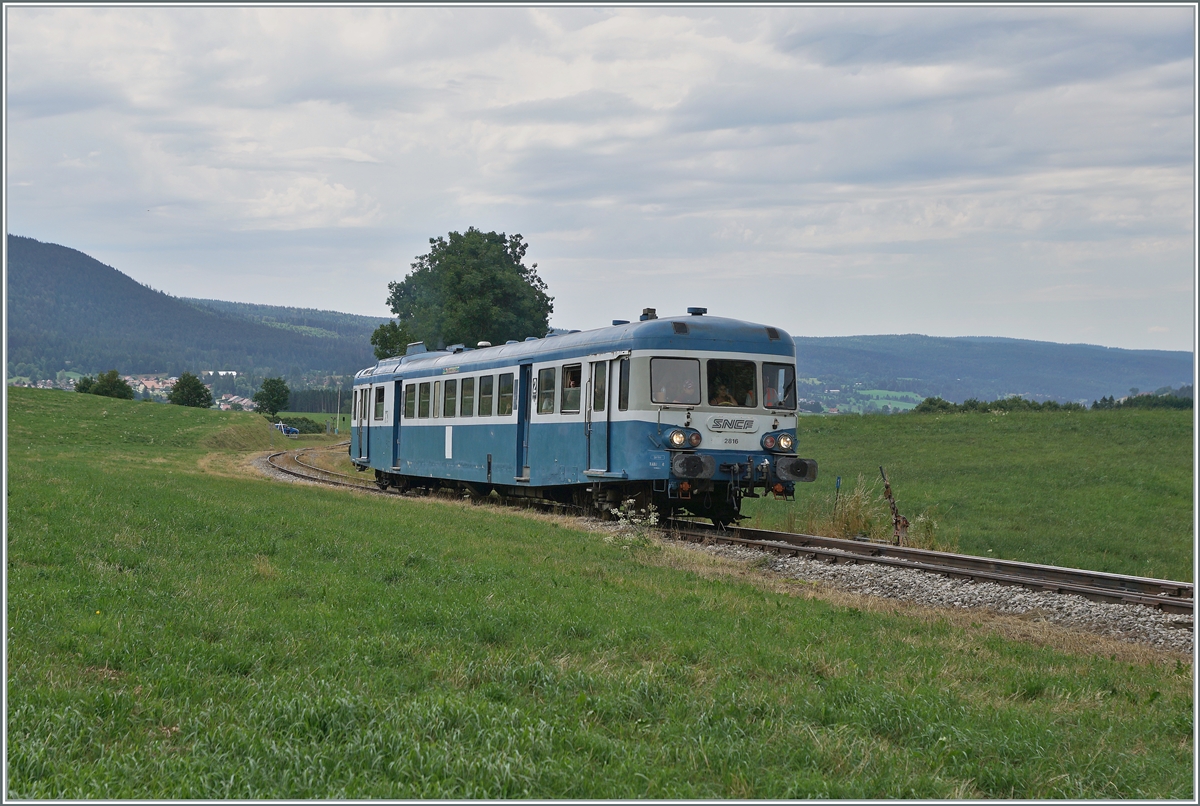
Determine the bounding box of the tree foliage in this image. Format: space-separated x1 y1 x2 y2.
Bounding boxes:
376 228 553 353
913 395 1085 414
253 377 291 417
370 320 412 361
76 370 135 400
168 372 214 408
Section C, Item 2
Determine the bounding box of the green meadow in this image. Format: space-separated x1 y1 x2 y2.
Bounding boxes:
5 388 1193 798
745 408 1193 582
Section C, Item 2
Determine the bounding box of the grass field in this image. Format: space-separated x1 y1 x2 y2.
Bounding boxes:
275 410 350 435
745 409 1193 582
5 388 1193 798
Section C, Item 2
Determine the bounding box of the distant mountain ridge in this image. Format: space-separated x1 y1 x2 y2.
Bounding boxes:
793 334 1192 404
6 234 381 379
5 234 1192 402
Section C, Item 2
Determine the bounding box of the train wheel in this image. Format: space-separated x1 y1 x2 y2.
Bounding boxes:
374 470 390 490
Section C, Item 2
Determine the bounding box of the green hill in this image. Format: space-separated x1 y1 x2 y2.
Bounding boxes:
5 235 380 380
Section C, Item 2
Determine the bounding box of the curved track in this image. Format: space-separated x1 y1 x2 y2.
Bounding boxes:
265 446 1193 615
266 443 381 491
668 521 1194 615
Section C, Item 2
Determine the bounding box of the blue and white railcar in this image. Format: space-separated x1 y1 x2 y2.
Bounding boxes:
349 308 816 524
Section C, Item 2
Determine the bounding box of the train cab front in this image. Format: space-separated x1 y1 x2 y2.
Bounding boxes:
660 421 817 526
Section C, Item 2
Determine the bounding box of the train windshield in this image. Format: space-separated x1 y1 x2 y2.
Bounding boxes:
650 358 700 405
763 363 796 410
707 360 757 408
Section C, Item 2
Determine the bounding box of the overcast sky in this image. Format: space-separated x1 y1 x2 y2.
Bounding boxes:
5 5 1195 351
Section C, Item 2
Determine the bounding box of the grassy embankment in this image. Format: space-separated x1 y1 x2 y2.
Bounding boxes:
744 409 1193 582
6 388 1193 798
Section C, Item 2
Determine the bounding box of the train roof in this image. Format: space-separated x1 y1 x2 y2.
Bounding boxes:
355 314 795 381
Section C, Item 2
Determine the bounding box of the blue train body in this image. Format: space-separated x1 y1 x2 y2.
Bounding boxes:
349 311 816 524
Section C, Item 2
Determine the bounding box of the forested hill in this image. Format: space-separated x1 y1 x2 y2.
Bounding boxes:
182 298 387 343
6 234 380 378
794 334 1193 404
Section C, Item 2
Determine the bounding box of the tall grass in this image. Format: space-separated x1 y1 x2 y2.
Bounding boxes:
778 475 957 552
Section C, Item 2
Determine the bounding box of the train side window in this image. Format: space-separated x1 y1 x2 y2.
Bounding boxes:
650 358 700 405
460 377 474 417
479 375 494 416
561 364 582 413
763 363 797 410
618 358 630 411
418 382 431 418
433 381 441 418
404 385 416 419
360 389 368 420
497 373 514 416
374 386 385 420
707 359 757 408
352 390 358 422
593 363 606 412
443 379 457 418
537 368 556 414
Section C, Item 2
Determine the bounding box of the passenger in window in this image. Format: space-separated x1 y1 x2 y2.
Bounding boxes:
711 383 737 406
743 388 756 407
673 378 696 404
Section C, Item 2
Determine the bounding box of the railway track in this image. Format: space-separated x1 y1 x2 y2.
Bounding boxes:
667 521 1194 616
264 446 1193 616
266 443 380 491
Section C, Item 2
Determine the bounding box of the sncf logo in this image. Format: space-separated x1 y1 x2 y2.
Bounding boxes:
707 416 758 433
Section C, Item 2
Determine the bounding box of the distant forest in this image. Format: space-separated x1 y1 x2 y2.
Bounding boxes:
6 235 383 385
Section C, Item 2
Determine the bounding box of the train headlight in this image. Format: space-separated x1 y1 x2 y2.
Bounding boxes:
762 434 777 450
777 433 795 452
669 429 687 448
688 431 702 447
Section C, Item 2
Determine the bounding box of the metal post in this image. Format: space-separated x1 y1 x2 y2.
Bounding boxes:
879 466 908 545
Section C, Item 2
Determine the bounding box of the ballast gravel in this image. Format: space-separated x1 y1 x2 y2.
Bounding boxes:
667 538 1194 656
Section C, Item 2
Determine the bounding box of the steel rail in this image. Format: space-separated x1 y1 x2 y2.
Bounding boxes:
668 521 1193 615
292 448 363 482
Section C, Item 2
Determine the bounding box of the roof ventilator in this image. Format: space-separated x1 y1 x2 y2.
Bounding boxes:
672 322 689 335
640 308 658 321
687 307 707 316
766 327 780 341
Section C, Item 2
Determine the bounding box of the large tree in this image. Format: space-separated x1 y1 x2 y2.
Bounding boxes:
168 372 214 408
373 228 553 356
253 377 290 418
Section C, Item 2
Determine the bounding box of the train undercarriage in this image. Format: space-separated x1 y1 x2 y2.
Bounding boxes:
366 468 789 526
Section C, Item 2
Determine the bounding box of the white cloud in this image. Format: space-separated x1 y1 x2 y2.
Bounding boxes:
4 5 1194 350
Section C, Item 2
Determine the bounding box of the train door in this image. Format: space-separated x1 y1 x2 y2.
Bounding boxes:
515 363 532 480
357 386 369 461
586 360 610 471
392 379 403 469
